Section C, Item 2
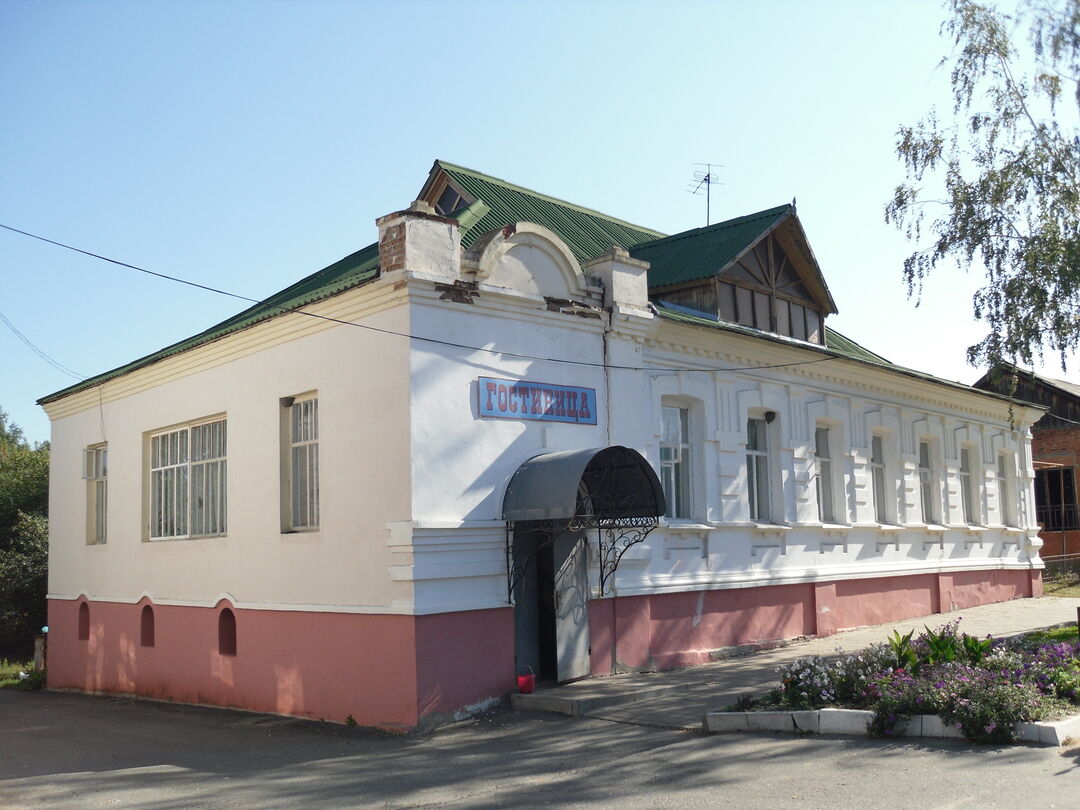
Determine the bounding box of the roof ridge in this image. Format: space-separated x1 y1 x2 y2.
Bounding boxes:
631 203 791 251
436 160 666 241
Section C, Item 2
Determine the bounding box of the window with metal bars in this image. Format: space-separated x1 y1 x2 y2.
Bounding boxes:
286 397 320 530
149 418 227 539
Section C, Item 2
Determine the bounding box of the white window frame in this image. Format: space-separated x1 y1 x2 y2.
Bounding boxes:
747 416 772 523
148 417 227 540
918 439 938 525
660 405 692 520
283 395 320 531
959 446 978 525
814 425 836 524
870 434 889 524
997 451 1014 527
83 444 107 544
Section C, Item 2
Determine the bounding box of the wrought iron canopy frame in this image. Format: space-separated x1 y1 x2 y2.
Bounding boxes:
503 446 665 601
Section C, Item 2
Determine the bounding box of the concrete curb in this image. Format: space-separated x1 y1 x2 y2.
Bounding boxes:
702 708 1080 746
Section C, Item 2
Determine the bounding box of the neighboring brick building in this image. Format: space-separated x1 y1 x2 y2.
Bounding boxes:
974 365 1080 557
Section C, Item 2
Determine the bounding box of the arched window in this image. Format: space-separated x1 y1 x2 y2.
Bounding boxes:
78 602 90 641
218 608 237 656
140 605 155 647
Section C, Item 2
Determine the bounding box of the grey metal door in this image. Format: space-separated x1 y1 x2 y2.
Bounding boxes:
553 530 590 682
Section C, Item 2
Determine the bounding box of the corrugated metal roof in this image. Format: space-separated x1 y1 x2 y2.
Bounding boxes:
39 242 380 404
1024 369 1080 400
651 302 1029 406
39 160 991 409
821 327 892 364
630 204 791 288
437 161 665 262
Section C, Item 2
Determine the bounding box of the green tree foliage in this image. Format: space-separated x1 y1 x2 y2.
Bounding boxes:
0 407 49 657
886 0 1080 371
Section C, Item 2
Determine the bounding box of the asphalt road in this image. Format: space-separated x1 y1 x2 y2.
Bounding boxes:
2 689 1078 809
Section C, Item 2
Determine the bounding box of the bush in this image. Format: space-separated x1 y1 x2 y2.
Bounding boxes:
0 409 49 659
763 621 1080 743
775 656 836 709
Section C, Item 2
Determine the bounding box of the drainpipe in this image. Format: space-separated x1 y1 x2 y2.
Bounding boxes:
1061 466 1067 558
583 246 653 677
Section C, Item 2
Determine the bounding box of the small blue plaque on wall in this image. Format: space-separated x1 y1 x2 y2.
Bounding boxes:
477 377 597 425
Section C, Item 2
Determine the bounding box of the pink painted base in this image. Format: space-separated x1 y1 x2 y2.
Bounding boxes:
588 568 1040 675
47 568 1040 725
47 599 514 731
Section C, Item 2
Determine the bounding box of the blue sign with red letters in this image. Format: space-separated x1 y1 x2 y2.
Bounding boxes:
478 377 596 425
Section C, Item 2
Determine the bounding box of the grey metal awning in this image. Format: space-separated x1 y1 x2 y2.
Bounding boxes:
502 446 665 523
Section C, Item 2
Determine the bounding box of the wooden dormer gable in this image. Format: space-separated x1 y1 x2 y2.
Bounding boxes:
631 205 838 345
419 163 476 218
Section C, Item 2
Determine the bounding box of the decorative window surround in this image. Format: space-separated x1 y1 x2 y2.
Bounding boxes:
750 522 791 534
820 524 851 554
661 521 716 532
751 538 787 557
875 523 905 552
964 525 990 549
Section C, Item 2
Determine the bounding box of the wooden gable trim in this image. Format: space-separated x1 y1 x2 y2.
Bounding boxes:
773 215 838 315
417 163 475 215
714 212 836 317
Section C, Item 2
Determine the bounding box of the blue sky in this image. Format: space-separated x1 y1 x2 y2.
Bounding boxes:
0 0 1053 445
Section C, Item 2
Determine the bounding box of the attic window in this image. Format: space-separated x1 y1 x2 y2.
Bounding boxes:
435 186 469 216
710 280 822 343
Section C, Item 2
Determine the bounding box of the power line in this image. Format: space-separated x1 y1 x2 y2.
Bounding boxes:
0 221 842 377
0 309 84 379
0 223 253 304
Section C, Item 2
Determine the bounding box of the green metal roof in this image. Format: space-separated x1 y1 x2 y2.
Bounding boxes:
436 161 665 262
821 326 892 364
630 204 792 289
39 160 1004 409
39 242 380 404
651 302 1028 405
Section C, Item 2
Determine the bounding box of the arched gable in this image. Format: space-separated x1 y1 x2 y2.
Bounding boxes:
468 223 586 300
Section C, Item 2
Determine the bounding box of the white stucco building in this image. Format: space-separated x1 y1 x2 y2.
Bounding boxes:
42 161 1046 729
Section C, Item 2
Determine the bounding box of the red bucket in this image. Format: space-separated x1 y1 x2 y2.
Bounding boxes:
516 673 536 694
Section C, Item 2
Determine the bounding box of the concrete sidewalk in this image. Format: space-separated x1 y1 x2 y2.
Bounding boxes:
511 596 1080 732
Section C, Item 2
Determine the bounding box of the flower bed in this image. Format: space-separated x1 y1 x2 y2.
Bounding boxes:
728 620 1080 744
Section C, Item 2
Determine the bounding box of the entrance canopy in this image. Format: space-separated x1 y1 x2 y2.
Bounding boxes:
502 446 665 523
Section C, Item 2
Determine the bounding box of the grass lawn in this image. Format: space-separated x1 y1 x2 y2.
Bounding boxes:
1022 625 1080 644
1044 572 1080 598
0 659 45 691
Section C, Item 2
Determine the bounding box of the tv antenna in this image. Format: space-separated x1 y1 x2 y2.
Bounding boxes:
687 162 723 226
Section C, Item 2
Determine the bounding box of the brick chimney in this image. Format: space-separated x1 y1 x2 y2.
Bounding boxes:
376 200 461 281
